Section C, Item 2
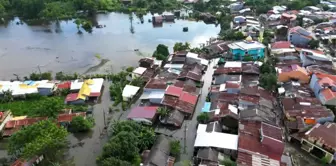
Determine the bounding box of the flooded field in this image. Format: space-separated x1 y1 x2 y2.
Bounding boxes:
0 12 220 79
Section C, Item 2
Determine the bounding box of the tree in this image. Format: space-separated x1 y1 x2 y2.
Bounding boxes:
197 112 210 124
8 120 68 161
39 1 75 20
173 42 191 52
308 39 320 49
259 73 277 91
157 107 169 117
99 157 132 166
153 44 169 61
220 159 237 166
70 116 94 132
125 66 134 73
170 140 181 157
1 90 13 103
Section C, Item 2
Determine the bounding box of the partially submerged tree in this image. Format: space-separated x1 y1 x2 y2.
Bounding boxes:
157 107 169 117
197 112 210 124
70 116 94 132
173 42 191 52
170 140 181 157
153 44 169 61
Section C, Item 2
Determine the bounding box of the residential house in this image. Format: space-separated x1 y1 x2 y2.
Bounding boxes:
176 91 199 117
208 102 239 129
65 79 104 104
300 122 336 163
70 79 83 92
177 63 203 86
228 36 265 60
196 148 220 166
288 26 313 47
242 62 260 75
174 80 199 95
302 6 322 12
281 97 335 124
11 156 44 166
281 13 297 26
141 78 167 104
277 64 310 83
162 12 175 21
171 56 186 64
195 122 238 157
299 49 332 68
122 85 140 101
57 112 86 126
142 135 175 166
56 81 71 90
132 67 147 79
213 74 242 85
186 52 209 66
309 73 336 105
161 109 185 128
139 58 154 68
127 106 158 125
161 85 183 108
37 81 56 96
211 82 241 94
237 120 285 166
229 2 244 11
3 116 48 137
270 41 295 54
239 105 277 125
209 92 239 105
278 81 314 97
233 16 246 24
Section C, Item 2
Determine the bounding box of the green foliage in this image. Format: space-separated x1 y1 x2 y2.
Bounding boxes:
74 18 93 33
39 1 75 20
308 39 320 49
173 42 191 52
286 0 320 10
220 159 237 166
125 66 134 73
98 121 156 165
157 107 169 117
197 112 210 124
219 30 245 41
170 140 181 157
28 72 52 81
0 96 87 117
55 72 79 80
8 120 68 160
70 116 94 132
259 73 277 91
243 56 254 61
153 44 169 61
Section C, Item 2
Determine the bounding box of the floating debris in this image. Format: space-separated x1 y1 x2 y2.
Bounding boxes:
183 27 188 32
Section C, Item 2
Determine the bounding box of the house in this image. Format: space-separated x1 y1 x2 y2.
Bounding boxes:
239 105 277 125
57 81 71 89
270 41 295 54
195 122 238 156
70 79 83 92
300 122 336 163
152 14 163 24
57 112 86 125
132 67 147 79
276 64 310 83
229 2 244 11
233 16 246 24
196 148 220 166
281 97 335 124
142 135 175 166
299 49 332 68
139 58 154 68
141 78 167 104
278 81 314 97
122 85 140 101
186 52 209 66
176 91 199 117
228 36 265 60
237 120 285 166
208 102 239 129
213 74 242 85
65 93 85 105
37 81 56 96
3 116 48 137
309 73 336 105
0 81 40 97
127 106 158 125
11 156 44 166
288 26 313 47
216 82 241 94
65 79 103 104
242 62 260 75
281 13 297 25
161 86 182 108
162 109 185 128
162 11 174 21
285 117 307 134
302 6 322 13
177 63 203 84
174 80 199 95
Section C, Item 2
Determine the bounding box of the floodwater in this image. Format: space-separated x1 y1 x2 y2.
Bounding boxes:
0 12 220 166
0 12 220 79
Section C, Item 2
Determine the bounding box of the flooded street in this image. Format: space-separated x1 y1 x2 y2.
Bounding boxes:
0 13 220 79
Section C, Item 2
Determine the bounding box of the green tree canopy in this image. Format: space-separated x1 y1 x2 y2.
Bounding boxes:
308 39 320 49
8 120 68 160
170 140 181 157
39 1 75 20
153 44 169 61
259 73 277 91
70 116 94 132
173 42 191 52
197 112 210 124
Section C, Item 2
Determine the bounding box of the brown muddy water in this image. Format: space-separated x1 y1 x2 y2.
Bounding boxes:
0 12 220 166
0 12 220 79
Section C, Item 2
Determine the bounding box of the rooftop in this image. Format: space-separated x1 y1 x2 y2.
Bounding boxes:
304 122 336 150
271 41 292 49
145 78 167 89
321 89 336 101
127 106 158 119
228 40 265 50
133 67 147 75
165 85 183 97
224 61 242 68
122 85 140 98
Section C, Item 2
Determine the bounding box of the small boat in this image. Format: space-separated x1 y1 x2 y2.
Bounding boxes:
183 27 188 32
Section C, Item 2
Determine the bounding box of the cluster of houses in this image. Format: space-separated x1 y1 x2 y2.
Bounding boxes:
271 40 336 163
192 58 289 166
126 52 208 127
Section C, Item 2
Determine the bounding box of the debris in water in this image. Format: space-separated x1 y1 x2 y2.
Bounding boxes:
183 27 188 32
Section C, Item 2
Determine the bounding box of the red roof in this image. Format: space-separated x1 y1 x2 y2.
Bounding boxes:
65 93 78 102
315 72 336 81
321 89 336 101
271 41 291 49
145 78 167 89
165 86 183 97
5 120 15 129
176 100 196 114
57 112 86 123
238 120 284 161
57 81 71 89
127 106 158 119
261 122 282 141
305 123 336 149
239 94 259 104
225 82 240 89
179 92 198 105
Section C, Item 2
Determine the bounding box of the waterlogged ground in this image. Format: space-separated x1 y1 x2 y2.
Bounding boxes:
0 12 220 79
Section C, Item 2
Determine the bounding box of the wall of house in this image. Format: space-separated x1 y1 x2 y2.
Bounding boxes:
37 88 53 96
309 74 318 90
232 48 264 60
316 116 335 124
150 98 163 104
289 33 311 47
68 99 85 105
279 71 310 83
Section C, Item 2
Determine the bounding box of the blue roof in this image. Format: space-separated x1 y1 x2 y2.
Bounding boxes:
23 80 33 85
201 102 211 112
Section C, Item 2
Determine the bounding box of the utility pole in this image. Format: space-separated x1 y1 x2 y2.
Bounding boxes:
184 121 188 154
103 109 106 128
37 65 42 75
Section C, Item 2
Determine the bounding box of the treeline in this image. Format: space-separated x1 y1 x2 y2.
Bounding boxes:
0 0 180 20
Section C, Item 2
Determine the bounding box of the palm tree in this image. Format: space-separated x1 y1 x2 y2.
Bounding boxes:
157 107 169 117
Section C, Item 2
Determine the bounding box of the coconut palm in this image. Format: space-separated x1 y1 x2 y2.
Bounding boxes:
157 107 169 117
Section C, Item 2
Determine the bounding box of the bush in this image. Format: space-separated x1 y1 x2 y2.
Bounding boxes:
70 116 94 132
197 112 210 124
170 140 181 157
126 66 134 73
